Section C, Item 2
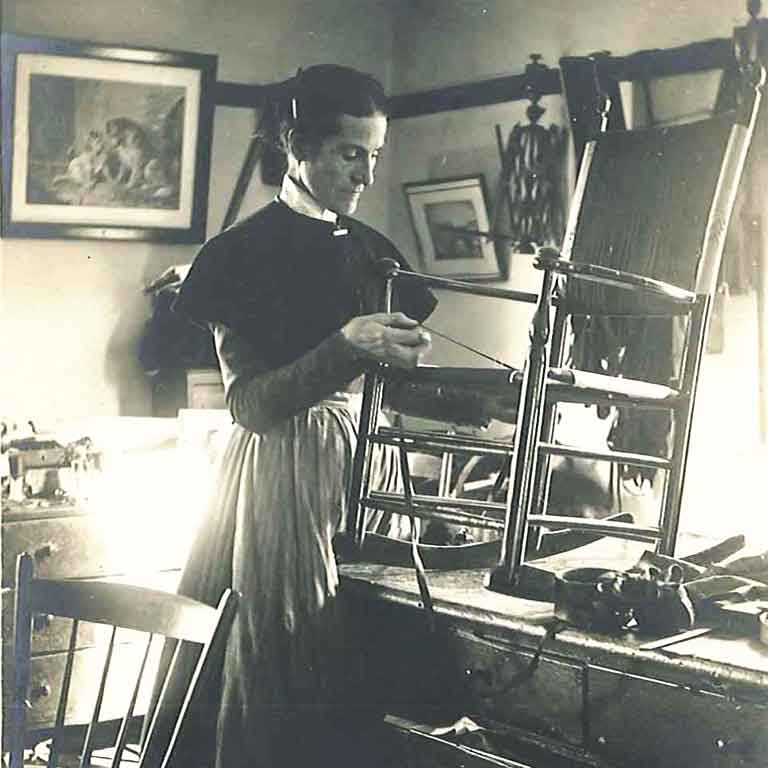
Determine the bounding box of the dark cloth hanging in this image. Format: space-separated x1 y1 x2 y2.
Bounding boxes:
138 289 218 373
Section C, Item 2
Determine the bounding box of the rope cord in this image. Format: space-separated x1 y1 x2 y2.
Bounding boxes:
421 323 515 370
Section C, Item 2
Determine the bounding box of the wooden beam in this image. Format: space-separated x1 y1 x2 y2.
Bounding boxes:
212 37 734 118
214 80 280 109
388 68 562 119
601 37 735 81
213 70 563 118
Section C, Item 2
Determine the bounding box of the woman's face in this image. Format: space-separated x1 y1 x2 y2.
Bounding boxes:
298 112 388 215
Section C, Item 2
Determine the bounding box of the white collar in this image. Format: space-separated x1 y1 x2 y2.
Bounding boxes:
278 174 338 224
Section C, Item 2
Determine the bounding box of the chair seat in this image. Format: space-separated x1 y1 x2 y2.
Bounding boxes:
382 361 683 421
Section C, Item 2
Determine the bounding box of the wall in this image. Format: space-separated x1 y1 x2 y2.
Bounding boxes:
391 0 748 92
1 0 397 425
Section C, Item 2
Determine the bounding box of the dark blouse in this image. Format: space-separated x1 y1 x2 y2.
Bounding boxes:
175 201 434 362
173 200 436 432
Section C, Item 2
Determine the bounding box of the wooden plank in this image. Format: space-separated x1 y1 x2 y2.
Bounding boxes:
212 38 732 119
388 70 561 119
602 37 735 82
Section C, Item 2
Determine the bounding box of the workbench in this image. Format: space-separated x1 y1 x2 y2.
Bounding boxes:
339 538 768 768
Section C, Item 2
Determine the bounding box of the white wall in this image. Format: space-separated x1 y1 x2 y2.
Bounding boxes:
1 0 397 425
391 0 748 92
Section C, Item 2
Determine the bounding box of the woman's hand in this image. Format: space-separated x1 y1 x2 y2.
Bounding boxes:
341 312 431 368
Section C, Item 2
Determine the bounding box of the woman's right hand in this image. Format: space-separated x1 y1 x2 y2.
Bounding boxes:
341 312 431 368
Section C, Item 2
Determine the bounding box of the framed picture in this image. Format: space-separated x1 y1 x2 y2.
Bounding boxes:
1 34 217 242
404 175 502 280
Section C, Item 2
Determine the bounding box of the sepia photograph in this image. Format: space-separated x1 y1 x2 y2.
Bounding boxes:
2 2 768 768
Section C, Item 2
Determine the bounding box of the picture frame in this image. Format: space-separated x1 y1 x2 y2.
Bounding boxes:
1 34 217 242
403 175 502 281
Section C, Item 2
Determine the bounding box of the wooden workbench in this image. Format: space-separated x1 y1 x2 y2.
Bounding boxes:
339 539 768 768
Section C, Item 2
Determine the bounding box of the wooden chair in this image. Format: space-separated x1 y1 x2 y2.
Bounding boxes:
341 66 763 593
488 66 765 597
339 279 535 571
7 552 237 768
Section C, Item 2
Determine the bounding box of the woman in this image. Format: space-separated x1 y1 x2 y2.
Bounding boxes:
170 65 436 768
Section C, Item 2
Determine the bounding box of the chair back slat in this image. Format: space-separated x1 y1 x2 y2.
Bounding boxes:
110 633 155 768
8 553 238 768
9 554 34 768
79 625 118 768
137 639 185 766
48 618 80 768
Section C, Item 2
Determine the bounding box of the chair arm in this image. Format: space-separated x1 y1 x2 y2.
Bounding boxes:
393 267 538 303
535 249 697 305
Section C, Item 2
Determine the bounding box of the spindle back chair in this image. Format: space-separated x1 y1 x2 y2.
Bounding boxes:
7 552 237 768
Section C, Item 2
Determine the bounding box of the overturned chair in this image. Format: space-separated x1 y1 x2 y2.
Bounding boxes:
339 65 763 600
486 64 764 597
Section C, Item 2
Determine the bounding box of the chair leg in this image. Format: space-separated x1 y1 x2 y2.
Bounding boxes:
489 269 556 593
659 298 709 555
530 310 568 552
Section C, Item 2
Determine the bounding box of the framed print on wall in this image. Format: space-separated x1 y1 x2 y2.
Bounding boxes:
404 175 502 281
1 34 217 242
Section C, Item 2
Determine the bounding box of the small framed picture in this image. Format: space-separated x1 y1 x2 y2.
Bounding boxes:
404 175 502 281
1 34 217 242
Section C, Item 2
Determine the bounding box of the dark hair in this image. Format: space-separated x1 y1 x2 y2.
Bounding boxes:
257 64 389 183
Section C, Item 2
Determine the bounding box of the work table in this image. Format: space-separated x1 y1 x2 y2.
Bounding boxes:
339 541 768 767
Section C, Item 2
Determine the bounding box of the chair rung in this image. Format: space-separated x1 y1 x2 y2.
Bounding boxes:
548 368 679 399
374 428 514 457
363 491 506 531
527 514 661 543
539 442 671 470
547 382 685 409
394 268 539 303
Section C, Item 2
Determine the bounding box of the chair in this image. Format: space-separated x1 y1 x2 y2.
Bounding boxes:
6 552 237 768
487 66 764 597
341 66 763 593
336 271 537 571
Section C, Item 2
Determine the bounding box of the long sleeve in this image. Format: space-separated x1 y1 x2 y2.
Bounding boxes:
213 322 366 434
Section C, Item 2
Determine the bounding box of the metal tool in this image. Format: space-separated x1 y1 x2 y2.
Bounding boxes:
638 626 713 651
